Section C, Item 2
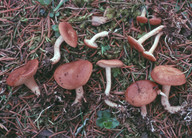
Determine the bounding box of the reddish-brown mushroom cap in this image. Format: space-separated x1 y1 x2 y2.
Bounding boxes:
136 16 148 23
149 18 162 25
96 59 124 68
127 36 145 52
59 22 78 48
6 59 39 86
54 60 93 90
151 65 186 86
142 51 156 62
125 80 158 107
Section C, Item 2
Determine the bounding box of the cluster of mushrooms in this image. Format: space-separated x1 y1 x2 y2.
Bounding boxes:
6 8 187 118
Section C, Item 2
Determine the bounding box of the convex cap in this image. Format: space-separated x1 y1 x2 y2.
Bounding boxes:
151 65 186 86
59 22 78 48
96 59 124 68
54 60 93 90
125 80 158 107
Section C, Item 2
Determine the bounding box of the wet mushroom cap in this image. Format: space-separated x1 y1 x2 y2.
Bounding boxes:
6 59 39 86
149 18 162 25
127 36 145 52
125 80 158 107
136 16 148 23
96 59 124 68
59 22 78 48
54 60 93 90
142 51 156 62
151 65 186 86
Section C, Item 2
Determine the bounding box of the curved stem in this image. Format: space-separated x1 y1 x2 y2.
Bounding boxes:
148 32 163 53
24 77 40 96
105 67 111 96
72 86 84 106
161 85 183 113
50 35 64 64
140 105 147 118
90 31 109 42
138 25 165 44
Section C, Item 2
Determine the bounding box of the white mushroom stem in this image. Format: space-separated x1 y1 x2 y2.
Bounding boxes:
104 99 125 111
140 105 147 118
72 86 84 106
147 32 163 54
88 31 109 43
104 67 125 110
138 25 165 44
50 35 64 64
140 7 147 17
161 85 183 113
24 77 40 96
105 67 111 96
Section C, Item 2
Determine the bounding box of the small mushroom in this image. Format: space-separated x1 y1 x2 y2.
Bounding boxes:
142 32 163 61
151 65 186 113
125 80 159 117
96 59 125 109
84 31 109 49
136 6 148 23
54 60 92 105
6 59 40 96
50 22 77 64
149 16 162 25
127 25 165 53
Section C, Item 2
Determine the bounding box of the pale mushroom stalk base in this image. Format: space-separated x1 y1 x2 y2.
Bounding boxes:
24 77 40 96
104 99 125 111
72 86 84 106
105 67 111 96
50 35 64 64
140 7 147 17
161 85 183 113
104 67 125 110
140 105 147 118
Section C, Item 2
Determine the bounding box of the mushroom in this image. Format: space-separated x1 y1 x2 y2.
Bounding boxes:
125 80 159 117
6 59 40 96
54 60 92 105
50 22 77 64
151 65 186 113
96 59 125 109
149 15 162 25
136 6 148 23
127 25 165 53
84 31 109 49
142 32 163 61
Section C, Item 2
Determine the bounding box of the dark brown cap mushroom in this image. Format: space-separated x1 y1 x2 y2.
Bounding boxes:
54 60 92 105
96 59 125 109
125 80 159 117
6 59 40 96
127 25 165 53
151 65 186 113
50 22 78 64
